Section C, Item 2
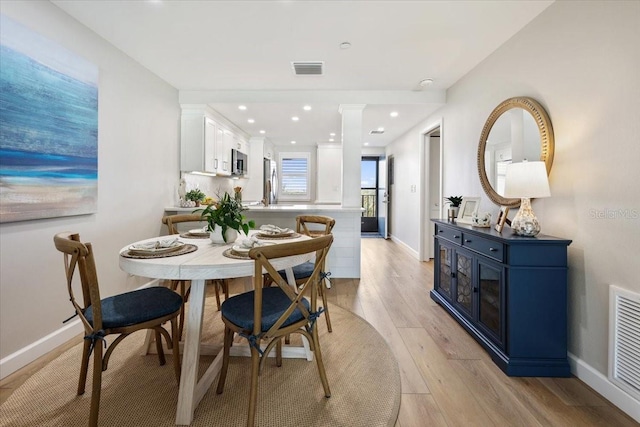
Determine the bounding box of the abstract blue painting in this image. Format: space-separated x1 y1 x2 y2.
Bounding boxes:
0 14 98 223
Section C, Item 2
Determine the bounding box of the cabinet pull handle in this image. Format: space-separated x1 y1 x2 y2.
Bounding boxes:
451 272 456 278
454 235 460 239
474 288 478 293
438 230 443 233
214 159 218 169
465 239 472 243
489 248 497 252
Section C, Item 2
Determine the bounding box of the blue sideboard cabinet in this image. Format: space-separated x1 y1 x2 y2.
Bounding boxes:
431 219 572 377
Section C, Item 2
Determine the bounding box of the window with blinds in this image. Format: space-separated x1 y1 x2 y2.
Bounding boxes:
279 153 310 200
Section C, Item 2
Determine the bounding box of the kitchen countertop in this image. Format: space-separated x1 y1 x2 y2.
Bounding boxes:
163 203 363 279
165 204 363 213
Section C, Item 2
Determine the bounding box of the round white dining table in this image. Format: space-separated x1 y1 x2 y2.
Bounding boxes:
119 230 312 426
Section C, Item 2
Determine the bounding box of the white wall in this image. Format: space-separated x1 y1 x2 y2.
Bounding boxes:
386 0 640 419
0 1 180 372
316 144 342 203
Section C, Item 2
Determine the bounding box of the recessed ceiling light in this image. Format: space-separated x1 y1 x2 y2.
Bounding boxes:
247 119 255 124
419 78 434 88
330 132 336 136
340 42 351 49
377 127 385 132
364 142 369 146
329 138 334 142
259 130 266 134
303 105 312 111
390 111 399 118
291 140 296 144
292 116 299 121
238 105 247 110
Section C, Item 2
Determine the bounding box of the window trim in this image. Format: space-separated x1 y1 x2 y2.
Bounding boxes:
278 152 310 201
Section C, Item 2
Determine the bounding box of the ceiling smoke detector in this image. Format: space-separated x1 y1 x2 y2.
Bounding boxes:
291 61 324 75
419 78 434 88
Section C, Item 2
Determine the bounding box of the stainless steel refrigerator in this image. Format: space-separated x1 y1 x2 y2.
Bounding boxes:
263 158 277 205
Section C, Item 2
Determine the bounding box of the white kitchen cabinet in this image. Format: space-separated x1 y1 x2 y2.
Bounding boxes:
181 115 219 173
217 128 233 176
264 140 274 160
181 106 249 176
236 137 248 154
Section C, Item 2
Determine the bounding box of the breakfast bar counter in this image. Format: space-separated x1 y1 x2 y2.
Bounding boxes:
164 204 362 278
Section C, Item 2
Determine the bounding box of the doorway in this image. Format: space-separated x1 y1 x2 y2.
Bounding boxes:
387 155 394 238
422 126 442 260
361 157 379 233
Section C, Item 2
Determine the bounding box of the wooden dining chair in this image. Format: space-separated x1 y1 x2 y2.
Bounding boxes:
162 214 229 339
292 215 335 332
53 232 182 427
216 234 334 427
268 215 336 331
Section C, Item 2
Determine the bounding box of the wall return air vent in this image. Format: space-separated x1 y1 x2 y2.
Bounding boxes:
291 61 324 75
609 285 640 402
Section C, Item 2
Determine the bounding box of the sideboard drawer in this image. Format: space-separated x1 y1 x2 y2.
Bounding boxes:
436 225 463 245
462 233 504 262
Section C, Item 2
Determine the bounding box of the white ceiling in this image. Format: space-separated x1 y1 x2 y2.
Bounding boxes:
52 0 553 147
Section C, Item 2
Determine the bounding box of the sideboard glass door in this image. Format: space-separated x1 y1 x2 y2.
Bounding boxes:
477 259 504 348
455 251 473 317
438 243 453 301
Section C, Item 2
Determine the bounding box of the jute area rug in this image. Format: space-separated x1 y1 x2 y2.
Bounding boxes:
0 298 400 427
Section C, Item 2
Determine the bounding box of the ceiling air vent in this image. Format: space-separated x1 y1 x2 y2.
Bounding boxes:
369 129 385 135
291 61 324 75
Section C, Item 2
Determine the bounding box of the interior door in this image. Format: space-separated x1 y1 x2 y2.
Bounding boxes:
427 130 441 258
378 156 387 238
386 155 394 239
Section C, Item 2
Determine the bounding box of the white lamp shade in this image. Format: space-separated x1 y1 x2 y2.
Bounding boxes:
504 161 551 198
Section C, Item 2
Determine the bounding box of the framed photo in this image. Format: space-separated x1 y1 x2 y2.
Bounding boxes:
456 197 480 225
495 206 510 232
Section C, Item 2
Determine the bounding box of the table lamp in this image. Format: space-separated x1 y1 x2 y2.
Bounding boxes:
503 161 550 237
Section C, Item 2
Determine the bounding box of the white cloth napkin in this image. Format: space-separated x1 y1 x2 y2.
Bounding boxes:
259 224 292 234
239 235 266 249
131 238 180 250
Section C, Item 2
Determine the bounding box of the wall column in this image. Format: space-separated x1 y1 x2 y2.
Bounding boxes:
339 104 365 207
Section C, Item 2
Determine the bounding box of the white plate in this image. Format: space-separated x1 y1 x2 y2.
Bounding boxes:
188 228 209 236
232 245 250 254
232 242 276 254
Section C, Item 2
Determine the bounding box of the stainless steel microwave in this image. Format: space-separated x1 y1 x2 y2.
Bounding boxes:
231 149 247 176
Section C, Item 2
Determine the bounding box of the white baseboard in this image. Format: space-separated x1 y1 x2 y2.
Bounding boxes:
389 234 420 260
0 279 161 381
569 352 640 423
0 319 83 380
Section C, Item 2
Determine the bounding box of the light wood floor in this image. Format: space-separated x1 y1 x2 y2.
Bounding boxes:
1 237 637 426
334 238 637 427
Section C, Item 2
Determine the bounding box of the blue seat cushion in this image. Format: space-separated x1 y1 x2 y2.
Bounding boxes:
221 286 310 332
277 261 315 281
85 287 182 329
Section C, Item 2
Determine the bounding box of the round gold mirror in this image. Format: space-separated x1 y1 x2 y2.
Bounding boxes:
477 97 554 208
